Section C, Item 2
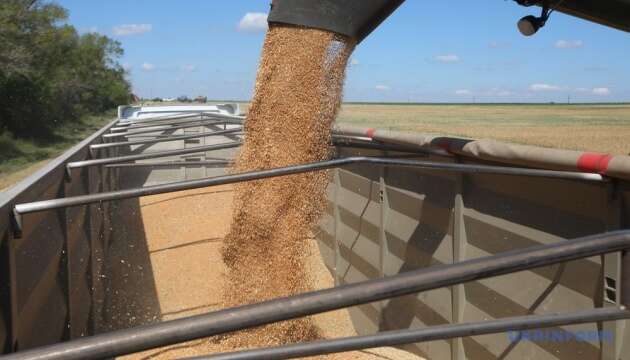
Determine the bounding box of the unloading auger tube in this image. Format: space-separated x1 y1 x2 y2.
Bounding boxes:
267 0 630 44
267 0 405 43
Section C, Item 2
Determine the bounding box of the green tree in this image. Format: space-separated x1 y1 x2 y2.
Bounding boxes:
0 0 131 138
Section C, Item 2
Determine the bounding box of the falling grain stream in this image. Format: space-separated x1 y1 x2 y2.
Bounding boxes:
120 25 421 359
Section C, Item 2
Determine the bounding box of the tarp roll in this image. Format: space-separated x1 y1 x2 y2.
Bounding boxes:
333 124 630 181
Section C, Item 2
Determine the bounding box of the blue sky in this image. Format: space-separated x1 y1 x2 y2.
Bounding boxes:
57 0 630 103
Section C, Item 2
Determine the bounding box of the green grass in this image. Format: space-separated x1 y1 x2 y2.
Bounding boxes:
0 111 115 185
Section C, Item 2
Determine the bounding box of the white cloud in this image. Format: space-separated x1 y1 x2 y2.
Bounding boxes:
375 85 390 91
496 90 514 96
529 83 561 91
237 12 268 32
482 88 515 97
350 58 359 66
141 63 155 71
181 64 197 72
434 54 460 63
122 63 132 71
113 24 152 36
554 40 584 49
575 87 589 93
592 87 611 95
455 89 471 95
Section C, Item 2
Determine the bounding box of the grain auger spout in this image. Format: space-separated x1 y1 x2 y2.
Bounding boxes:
268 0 630 40
267 0 405 43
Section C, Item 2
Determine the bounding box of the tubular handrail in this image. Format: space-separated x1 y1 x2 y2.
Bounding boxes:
115 115 243 130
67 141 242 170
116 112 217 124
104 160 233 168
16 156 606 217
14 156 604 218
90 128 242 151
3 231 629 360
110 118 233 133
117 112 245 126
191 307 630 360
103 120 241 138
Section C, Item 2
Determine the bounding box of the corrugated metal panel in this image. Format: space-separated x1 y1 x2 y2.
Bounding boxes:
0 118 117 352
317 147 630 360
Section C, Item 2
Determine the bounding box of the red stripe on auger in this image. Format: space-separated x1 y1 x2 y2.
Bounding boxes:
577 153 613 174
434 138 452 151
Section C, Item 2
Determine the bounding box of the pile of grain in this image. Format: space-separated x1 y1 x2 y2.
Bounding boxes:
220 24 355 349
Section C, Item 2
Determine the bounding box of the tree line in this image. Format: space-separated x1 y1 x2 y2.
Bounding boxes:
0 0 131 139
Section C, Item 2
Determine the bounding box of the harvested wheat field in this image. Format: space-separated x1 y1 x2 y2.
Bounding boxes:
119 187 421 360
238 102 630 154
336 103 630 155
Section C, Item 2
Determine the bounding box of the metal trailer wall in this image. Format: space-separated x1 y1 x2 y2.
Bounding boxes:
0 119 121 353
317 146 630 360
3 106 629 359
0 107 242 354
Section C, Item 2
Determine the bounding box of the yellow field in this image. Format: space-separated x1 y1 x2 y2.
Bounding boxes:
236 103 630 154
335 104 630 155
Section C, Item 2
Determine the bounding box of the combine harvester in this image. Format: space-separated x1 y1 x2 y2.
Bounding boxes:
1 1 630 359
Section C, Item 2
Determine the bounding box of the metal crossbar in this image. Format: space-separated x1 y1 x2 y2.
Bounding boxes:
90 128 242 151
67 142 242 170
117 111 220 124
117 112 244 126
104 160 233 168
110 118 232 133
11 156 605 238
103 121 239 138
115 113 211 126
3 231 629 360
14 157 604 218
192 307 630 360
